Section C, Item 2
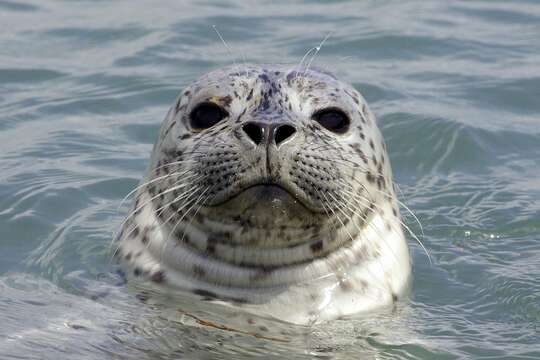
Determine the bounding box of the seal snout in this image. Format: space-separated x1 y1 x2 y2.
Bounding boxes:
241 121 297 147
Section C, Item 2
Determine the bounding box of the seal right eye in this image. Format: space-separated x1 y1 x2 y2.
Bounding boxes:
312 107 350 134
189 102 228 130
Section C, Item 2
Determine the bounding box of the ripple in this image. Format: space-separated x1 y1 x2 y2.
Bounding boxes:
0 0 39 12
0 68 67 84
44 25 151 45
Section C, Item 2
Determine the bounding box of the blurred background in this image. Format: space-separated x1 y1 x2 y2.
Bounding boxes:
0 1 539 359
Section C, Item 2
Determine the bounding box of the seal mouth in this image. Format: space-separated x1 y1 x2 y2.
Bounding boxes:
207 181 320 213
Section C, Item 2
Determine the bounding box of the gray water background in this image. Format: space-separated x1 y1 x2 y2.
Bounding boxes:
1 0 539 359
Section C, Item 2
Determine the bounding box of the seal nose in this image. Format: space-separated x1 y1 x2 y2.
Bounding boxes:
274 124 296 145
242 122 296 146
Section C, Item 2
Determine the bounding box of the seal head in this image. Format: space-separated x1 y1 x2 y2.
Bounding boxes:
115 64 411 324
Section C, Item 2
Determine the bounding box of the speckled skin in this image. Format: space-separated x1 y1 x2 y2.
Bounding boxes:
114 64 411 325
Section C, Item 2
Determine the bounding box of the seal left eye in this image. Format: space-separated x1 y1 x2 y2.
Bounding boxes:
190 102 228 130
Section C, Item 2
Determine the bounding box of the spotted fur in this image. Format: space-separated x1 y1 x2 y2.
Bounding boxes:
114 64 411 325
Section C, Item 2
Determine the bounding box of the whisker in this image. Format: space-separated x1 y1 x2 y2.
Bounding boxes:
160 185 214 262
317 189 356 254
177 190 214 244
348 176 426 245
316 188 389 294
153 179 205 218
304 32 332 76
293 46 318 83
111 183 202 261
110 182 204 264
301 152 370 171
310 146 426 245
113 173 202 243
116 167 195 213
212 25 238 70
392 183 425 239
338 179 431 264
329 186 402 268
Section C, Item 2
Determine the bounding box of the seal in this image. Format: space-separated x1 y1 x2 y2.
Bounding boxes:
114 64 411 325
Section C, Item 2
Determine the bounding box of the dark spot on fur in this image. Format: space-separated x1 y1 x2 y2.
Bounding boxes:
246 88 254 101
260 92 270 111
233 129 243 140
141 234 149 245
163 120 177 138
310 240 323 253
286 71 299 85
193 265 206 277
231 297 249 304
258 73 270 83
133 267 142 277
136 292 149 302
339 279 353 291
180 134 191 140
392 293 398 302
377 174 386 190
250 267 274 281
235 107 247 123
193 289 217 299
182 233 191 244
220 95 232 107
151 271 165 283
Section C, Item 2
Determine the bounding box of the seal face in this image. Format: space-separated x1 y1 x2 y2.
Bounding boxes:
114 64 411 325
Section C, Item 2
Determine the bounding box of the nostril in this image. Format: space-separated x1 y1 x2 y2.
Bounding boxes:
274 124 296 145
242 123 263 145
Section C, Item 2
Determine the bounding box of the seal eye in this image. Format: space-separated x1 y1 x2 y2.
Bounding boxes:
190 102 228 130
312 108 350 134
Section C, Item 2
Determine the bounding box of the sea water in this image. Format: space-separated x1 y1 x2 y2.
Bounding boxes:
1 1 539 358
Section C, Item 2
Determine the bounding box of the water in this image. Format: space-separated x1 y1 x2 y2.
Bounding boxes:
1 0 539 358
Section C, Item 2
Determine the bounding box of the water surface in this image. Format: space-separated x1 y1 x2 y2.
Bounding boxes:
1 1 539 359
